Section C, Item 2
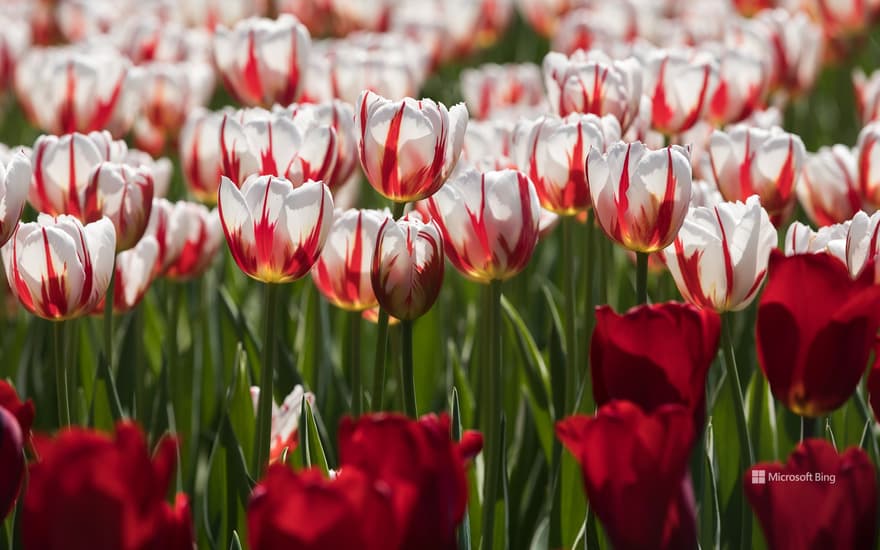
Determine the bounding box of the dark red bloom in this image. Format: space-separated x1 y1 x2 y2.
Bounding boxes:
0 407 24 520
248 465 398 550
0 380 34 439
338 413 478 550
556 400 696 550
744 439 877 550
591 302 720 434
22 422 193 550
756 251 880 416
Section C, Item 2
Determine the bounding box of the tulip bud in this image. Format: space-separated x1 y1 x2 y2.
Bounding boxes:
85 162 155 252
708 125 806 226
249 385 315 463
664 197 777 312
0 150 31 248
757 250 880 417
218 175 333 284
3 215 115 321
356 90 467 202
214 15 311 107
460 63 545 120
557 401 697 550
588 141 692 253
371 214 444 320
93 236 159 314
797 145 862 226
784 220 849 265
542 50 642 131
512 113 619 215
644 48 719 135
312 208 392 311
428 168 541 282
745 439 877 550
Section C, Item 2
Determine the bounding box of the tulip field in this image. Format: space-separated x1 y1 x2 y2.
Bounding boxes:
5 0 880 549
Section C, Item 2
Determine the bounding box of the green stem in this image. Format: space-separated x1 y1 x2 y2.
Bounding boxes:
400 319 417 417
167 283 184 370
53 321 70 427
561 216 578 410
482 279 503 550
349 311 362 417
254 283 281 475
133 305 145 420
104 269 115 369
636 251 648 304
721 314 753 547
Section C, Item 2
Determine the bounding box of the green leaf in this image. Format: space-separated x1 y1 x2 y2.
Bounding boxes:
301 399 330 476
451 388 472 550
229 531 243 550
501 296 551 412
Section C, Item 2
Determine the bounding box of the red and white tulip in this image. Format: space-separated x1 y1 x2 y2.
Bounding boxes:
797 145 863 227
94 236 159 314
784 220 849 265
0 151 31 248
460 63 545 120
249 385 315 464
218 175 333 284
707 47 769 127
164 203 223 281
587 142 693 253
663 196 777 312
644 48 719 135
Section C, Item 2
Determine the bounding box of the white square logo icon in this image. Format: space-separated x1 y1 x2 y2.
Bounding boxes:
751 470 766 485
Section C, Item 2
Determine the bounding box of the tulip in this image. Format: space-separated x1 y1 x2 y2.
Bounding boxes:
0 14 29 93
783 221 849 264
114 16 212 65
854 68 880 125
180 110 246 203
756 250 880 416
708 125 806 225
249 385 315 463
516 0 575 36
15 46 139 136
218 175 333 284
512 113 620 215
797 145 862 226
587 141 692 253
745 439 877 550
85 162 155 252
0 150 31 248
643 48 718 135
707 47 768 127
856 122 880 210
273 105 340 186
3 215 115 321
663 196 777 312
29 132 108 216
557 401 697 550
124 150 172 198
542 50 642 131
312 208 391 312
248 465 399 550
591 303 720 434
428 168 541 281
164 203 223 281
144 198 186 276
552 7 638 57
328 39 430 105
180 0 262 29
756 9 823 95
91 236 158 314
0 380 34 439
338 413 481 550
689 179 723 209
356 90 467 202
846 210 880 279
22 422 194 550
287 100 358 190
330 0 394 34
0 407 23 521
805 0 872 38
213 15 311 107
460 63 545 120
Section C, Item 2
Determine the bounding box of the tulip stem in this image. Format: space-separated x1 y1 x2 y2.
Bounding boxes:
562 216 578 409
52 321 70 427
349 311 362 416
254 282 281 475
636 251 648 304
483 279 503 550
104 269 115 369
371 201 407 412
721 314 754 547
400 319 417 417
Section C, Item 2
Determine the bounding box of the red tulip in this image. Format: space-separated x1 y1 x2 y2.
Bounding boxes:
744 439 877 550
591 303 720 433
0 380 34 438
0 407 23 520
337 413 481 550
22 422 193 550
219 175 333 283
248 465 399 550
213 15 311 107
557 401 697 550
356 90 467 202
757 250 880 416
312 208 392 311
428 168 540 282
371 214 444 320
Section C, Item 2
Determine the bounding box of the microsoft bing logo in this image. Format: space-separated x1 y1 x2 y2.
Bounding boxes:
751 470 766 485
